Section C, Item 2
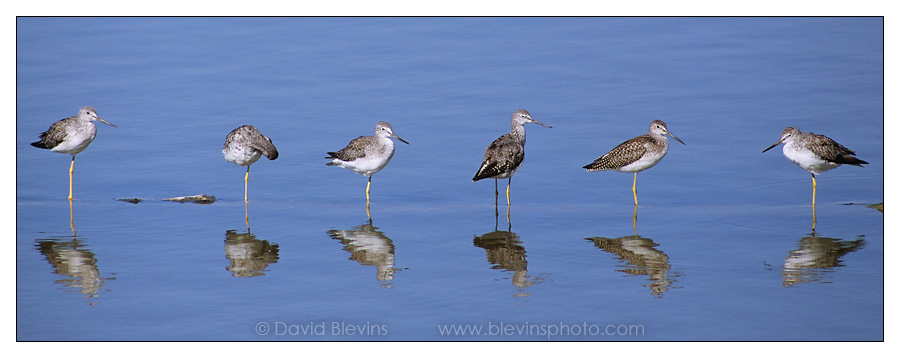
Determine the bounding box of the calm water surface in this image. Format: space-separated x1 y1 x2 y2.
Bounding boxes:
16 17 883 341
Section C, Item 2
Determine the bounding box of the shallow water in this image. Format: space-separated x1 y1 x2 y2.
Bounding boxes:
16 17 883 341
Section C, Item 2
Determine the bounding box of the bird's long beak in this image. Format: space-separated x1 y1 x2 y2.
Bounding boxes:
667 131 685 145
762 139 782 153
392 133 409 144
96 117 117 128
531 119 552 128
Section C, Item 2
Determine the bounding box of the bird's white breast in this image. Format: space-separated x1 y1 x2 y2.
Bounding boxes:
783 143 839 175
52 122 97 154
334 138 395 176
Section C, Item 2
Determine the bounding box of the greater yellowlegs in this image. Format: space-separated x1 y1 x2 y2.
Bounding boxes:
473 109 551 206
223 125 279 201
762 127 867 206
30 106 117 200
583 120 684 206
326 121 408 205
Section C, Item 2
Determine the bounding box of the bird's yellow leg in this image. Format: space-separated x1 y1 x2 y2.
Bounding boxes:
505 178 511 222
366 177 372 218
811 174 817 206
366 177 372 203
244 165 250 202
494 179 499 204
632 173 638 206
506 178 511 207
68 155 75 201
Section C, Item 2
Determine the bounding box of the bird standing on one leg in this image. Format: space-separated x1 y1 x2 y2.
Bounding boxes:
473 109 552 207
223 125 279 202
583 120 684 206
31 106 117 200
762 127 867 206
326 121 408 208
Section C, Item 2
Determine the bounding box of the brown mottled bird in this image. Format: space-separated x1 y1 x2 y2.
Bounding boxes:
762 127 867 206
326 121 408 205
583 120 684 206
473 109 551 206
223 125 279 202
31 106 117 200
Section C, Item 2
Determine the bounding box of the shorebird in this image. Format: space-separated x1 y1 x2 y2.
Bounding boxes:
30 106 117 200
583 120 684 206
762 127 867 206
223 125 279 201
326 121 408 205
473 109 551 206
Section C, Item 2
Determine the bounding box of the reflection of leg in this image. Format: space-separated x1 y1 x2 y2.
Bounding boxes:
632 203 638 232
68 155 76 201
632 173 638 206
69 199 75 234
811 203 817 234
493 200 499 231
493 179 499 218
506 202 511 224
811 174 817 206
244 200 250 231
244 165 250 202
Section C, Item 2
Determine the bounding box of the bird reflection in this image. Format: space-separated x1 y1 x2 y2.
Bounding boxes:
224 230 280 277
473 209 541 292
34 201 113 304
224 202 279 277
782 232 864 287
328 218 397 286
585 207 677 297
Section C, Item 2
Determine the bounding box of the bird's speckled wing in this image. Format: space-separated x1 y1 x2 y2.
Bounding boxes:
224 125 279 160
245 129 279 160
473 133 524 181
584 135 652 171
31 117 75 149
326 136 372 162
804 132 868 166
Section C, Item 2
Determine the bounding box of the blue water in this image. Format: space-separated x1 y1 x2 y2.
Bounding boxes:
16 17 883 341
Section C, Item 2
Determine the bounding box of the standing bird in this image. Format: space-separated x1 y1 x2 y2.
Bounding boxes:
31 106 117 200
762 127 867 206
473 109 552 206
583 120 684 206
326 121 408 205
223 125 279 202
